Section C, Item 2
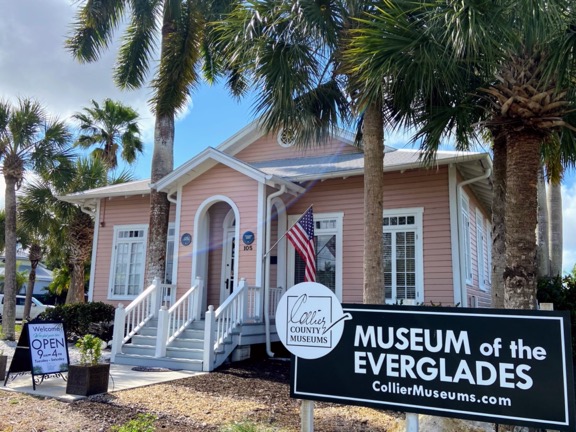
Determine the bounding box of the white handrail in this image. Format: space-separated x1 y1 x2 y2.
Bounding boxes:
167 277 203 343
210 278 247 356
111 277 160 360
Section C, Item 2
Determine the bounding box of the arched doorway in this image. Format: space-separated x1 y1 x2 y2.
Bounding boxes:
192 196 240 312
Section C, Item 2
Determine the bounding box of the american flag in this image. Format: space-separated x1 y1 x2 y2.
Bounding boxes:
287 207 316 282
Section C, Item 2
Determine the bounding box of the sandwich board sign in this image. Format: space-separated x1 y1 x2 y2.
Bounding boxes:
4 322 69 390
276 283 576 431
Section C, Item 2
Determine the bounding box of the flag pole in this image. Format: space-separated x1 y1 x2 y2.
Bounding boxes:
262 204 313 261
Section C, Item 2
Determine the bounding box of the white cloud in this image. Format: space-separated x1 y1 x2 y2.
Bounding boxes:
0 0 156 140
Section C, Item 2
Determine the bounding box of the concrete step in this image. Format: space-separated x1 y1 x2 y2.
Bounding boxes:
122 344 156 357
166 346 204 360
113 353 204 372
131 335 157 346
169 337 204 350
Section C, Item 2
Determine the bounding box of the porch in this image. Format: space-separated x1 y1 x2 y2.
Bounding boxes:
110 278 284 372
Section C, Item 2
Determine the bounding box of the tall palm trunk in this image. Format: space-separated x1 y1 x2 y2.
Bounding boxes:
548 181 562 276
145 113 174 284
536 167 550 277
65 212 94 304
3 174 18 340
23 243 42 319
363 100 385 304
503 131 542 310
491 131 506 308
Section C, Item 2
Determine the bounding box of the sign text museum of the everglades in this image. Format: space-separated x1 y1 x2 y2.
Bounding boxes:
291 305 575 431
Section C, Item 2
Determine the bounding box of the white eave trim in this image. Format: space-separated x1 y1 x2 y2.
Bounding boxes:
152 147 305 196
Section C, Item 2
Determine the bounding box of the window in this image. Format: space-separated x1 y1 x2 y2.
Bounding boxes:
383 208 424 303
165 224 175 284
486 221 492 285
476 210 486 291
461 194 473 284
288 213 343 299
109 225 148 299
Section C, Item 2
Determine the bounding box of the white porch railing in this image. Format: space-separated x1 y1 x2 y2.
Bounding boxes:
269 286 284 319
203 278 248 371
111 277 176 361
155 277 203 357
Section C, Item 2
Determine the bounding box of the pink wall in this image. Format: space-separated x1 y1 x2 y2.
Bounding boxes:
176 164 261 306
285 166 454 305
235 133 360 163
92 195 177 306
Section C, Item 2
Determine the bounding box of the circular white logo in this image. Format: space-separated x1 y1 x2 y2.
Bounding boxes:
275 282 351 359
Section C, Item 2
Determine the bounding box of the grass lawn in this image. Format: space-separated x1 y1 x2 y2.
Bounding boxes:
0 323 23 340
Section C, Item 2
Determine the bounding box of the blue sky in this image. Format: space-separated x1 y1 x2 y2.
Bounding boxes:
0 0 574 274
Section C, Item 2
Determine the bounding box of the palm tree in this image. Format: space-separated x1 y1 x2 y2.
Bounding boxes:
219 0 391 303
0 98 72 340
345 0 576 310
25 158 134 304
66 0 239 285
73 98 143 170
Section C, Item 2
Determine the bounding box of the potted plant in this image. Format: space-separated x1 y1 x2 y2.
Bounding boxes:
66 334 110 396
0 349 7 382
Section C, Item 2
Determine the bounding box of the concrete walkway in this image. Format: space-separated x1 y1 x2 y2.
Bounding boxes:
1 364 201 402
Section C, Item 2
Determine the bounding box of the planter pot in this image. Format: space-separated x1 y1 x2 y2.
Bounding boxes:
66 363 110 396
0 355 7 382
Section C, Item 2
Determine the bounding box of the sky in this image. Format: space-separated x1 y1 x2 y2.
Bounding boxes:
0 0 574 275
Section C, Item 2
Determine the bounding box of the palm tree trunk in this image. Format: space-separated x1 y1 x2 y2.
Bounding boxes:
503 131 542 310
491 131 506 308
65 212 93 304
548 180 563 276
23 243 42 320
2 174 18 340
536 167 550 277
363 100 385 304
145 113 174 284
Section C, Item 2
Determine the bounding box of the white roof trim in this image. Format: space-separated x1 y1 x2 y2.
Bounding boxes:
152 147 304 195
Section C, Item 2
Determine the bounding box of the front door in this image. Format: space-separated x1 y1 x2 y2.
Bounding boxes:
221 227 235 302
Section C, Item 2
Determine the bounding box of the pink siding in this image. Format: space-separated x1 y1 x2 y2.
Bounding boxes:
235 134 360 163
285 166 454 305
176 164 260 307
92 196 175 306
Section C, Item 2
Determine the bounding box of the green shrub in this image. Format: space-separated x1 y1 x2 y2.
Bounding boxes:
36 302 115 341
537 274 576 359
111 414 157 432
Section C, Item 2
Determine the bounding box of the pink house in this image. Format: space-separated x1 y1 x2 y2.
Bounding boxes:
60 121 493 371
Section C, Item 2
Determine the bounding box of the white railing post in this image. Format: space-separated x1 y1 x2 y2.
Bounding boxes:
151 277 160 317
301 400 314 431
155 306 169 358
203 305 215 372
195 277 203 319
111 303 126 362
405 413 419 432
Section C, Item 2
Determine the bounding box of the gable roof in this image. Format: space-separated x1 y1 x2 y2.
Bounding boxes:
151 147 305 195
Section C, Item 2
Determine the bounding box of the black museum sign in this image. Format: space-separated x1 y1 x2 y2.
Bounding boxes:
291 305 576 431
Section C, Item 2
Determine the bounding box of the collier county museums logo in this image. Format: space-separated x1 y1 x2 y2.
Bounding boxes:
276 282 351 359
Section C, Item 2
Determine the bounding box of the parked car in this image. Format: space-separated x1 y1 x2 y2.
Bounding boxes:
0 294 54 321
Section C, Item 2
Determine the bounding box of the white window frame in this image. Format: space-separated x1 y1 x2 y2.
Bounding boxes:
476 209 487 292
461 194 473 285
287 212 343 301
164 223 175 284
486 220 492 285
108 224 148 300
383 207 424 304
